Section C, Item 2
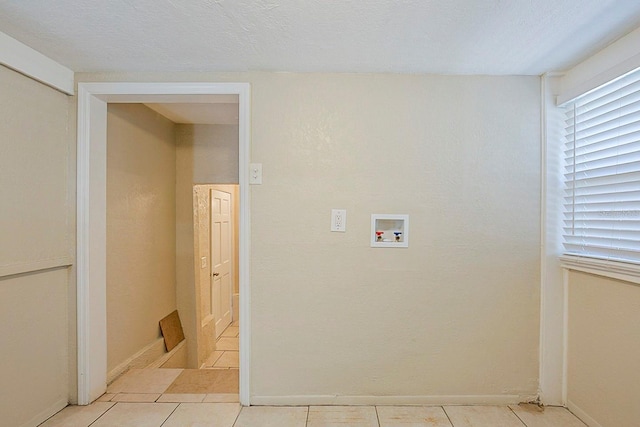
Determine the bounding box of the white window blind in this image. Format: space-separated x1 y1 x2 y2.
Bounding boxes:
563 67 640 264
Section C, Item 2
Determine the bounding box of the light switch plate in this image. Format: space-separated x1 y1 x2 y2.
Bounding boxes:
249 163 263 184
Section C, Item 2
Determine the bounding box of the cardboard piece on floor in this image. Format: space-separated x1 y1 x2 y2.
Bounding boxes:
159 310 185 352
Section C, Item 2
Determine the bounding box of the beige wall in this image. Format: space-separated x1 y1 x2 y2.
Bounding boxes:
176 124 239 184
249 73 541 401
0 65 71 426
106 103 177 373
176 124 239 367
0 68 71 274
567 271 640 427
79 71 541 402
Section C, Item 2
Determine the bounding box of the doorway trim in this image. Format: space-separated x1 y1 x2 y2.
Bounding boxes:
76 82 251 405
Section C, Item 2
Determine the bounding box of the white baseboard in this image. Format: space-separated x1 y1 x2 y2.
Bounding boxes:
20 398 67 427
250 394 529 406
148 340 186 369
107 338 166 384
567 400 604 427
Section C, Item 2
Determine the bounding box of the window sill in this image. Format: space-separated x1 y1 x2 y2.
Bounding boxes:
560 255 640 286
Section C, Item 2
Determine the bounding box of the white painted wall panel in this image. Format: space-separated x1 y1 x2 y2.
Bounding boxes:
0 65 71 274
567 271 640 427
0 64 71 426
0 269 69 427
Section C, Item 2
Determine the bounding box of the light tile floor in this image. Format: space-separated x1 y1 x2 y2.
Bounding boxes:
42 322 587 426
100 368 238 403
203 321 239 369
39 403 586 426
97 321 240 406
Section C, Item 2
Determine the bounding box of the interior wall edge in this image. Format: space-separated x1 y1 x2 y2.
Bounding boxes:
0 31 74 95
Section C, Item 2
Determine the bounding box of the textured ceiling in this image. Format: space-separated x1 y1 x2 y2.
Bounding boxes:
1 0 640 75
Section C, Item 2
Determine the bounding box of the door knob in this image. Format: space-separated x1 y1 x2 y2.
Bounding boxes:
212 272 220 277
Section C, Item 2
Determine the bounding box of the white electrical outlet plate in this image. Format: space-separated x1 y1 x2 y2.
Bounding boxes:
331 209 347 232
249 163 263 184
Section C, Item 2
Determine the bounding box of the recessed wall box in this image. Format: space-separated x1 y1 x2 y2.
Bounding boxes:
371 214 409 248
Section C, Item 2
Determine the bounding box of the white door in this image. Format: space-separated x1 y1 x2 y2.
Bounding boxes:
211 189 233 338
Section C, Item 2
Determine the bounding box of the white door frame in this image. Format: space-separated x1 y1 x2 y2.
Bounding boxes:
76 82 251 405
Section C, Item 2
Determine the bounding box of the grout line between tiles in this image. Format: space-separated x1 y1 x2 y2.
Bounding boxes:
206 351 225 367
158 402 181 427
305 405 310 427
566 407 589 426
442 405 454 427
374 405 381 427
508 405 528 427
230 403 243 427
87 402 117 427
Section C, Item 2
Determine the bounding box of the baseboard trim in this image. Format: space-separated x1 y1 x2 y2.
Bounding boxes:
250 394 529 406
20 398 67 427
148 340 186 369
566 400 604 427
107 338 166 384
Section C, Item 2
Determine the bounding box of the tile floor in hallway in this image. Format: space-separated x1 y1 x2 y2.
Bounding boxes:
91 321 241 404
203 321 239 369
39 403 587 426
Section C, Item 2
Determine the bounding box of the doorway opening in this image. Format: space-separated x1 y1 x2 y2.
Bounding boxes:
76 82 251 406
103 101 241 399
194 184 240 368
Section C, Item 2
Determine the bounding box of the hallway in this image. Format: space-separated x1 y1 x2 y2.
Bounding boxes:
95 321 240 403
202 321 239 369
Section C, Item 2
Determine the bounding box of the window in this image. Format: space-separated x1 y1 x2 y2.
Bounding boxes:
563 67 640 264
